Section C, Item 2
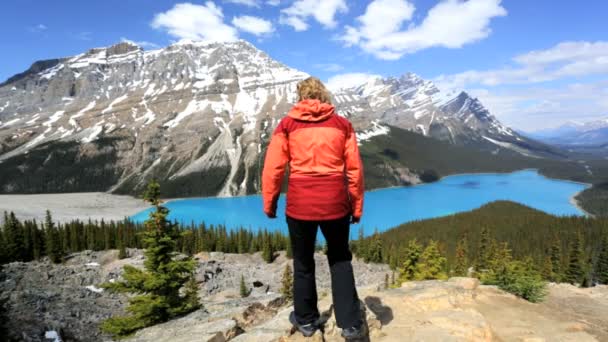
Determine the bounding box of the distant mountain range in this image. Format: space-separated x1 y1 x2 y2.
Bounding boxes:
0 40 564 196
526 118 608 146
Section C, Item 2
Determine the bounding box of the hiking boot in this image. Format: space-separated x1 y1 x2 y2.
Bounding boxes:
341 323 365 339
289 311 318 337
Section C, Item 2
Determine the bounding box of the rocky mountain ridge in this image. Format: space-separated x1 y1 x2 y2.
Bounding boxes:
0 40 555 197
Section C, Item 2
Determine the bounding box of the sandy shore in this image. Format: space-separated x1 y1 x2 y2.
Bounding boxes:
0 192 150 223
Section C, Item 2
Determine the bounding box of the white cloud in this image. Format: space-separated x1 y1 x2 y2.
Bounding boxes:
232 16 274 36
326 72 381 91
267 0 281 5
468 82 608 131
120 37 160 49
224 0 260 7
340 0 506 60
314 63 344 72
152 2 238 42
280 0 348 31
435 41 608 90
433 41 608 130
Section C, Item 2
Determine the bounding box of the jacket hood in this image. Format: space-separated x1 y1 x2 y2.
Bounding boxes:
288 99 335 122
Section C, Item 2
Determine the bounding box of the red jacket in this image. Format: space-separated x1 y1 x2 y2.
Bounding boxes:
262 99 364 221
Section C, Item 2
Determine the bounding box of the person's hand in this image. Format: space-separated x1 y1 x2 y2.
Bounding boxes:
351 215 360 224
266 211 277 219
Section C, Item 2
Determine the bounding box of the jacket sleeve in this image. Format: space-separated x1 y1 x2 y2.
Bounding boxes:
344 122 364 218
262 122 289 216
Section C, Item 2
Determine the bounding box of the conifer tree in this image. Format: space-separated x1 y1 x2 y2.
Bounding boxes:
541 255 553 281
477 227 491 271
183 276 202 311
366 229 383 263
281 264 294 301
597 236 608 285
355 226 367 260
0 228 7 264
240 274 249 298
286 238 293 259
550 237 562 282
454 236 468 277
44 210 63 264
5 212 25 262
565 231 585 286
31 220 43 261
398 239 423 282
415 240 447 280
262 235 274 263
101 181 198 338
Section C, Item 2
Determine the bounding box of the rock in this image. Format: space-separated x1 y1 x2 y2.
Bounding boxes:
131 316 242 342
448 277 480 290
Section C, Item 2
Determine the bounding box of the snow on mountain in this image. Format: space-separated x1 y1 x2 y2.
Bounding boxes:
0 40 547 196
528 117 608 146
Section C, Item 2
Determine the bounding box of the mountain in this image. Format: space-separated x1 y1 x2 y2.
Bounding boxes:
528 118 608 146
332 73 560 158
0 40 559 197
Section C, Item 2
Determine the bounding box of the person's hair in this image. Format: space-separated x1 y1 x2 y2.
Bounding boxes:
297 77 332 104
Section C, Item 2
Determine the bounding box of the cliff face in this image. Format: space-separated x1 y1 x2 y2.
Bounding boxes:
2 250 607 342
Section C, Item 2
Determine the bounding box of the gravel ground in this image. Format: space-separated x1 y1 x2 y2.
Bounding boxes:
0 192 149 223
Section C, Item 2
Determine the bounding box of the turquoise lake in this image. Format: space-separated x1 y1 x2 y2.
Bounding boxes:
130 170 589 235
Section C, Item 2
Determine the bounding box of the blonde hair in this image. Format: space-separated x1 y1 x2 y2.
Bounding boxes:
297 77 332 104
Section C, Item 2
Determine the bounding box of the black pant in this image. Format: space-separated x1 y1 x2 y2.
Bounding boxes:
287 215 361 329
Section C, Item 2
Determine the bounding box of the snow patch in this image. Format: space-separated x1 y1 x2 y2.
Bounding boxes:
85 285 104 293
357 120 390 143
45 330 62 342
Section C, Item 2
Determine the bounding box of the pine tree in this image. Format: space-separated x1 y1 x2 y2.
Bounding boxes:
101 181 198 338
355 226 367 260
5 212 25 262
262 235 274 263
183 276 202 312
240 275 249 298
398 239 423 283
550 237 562 282
477 227 491 271
414 240 447 280
117 225 128 259
366 229 383 263
281 264 294 301
31 220 43 260
597 236 608 285
286 237 293 259
565 231 585 286
0 228 7 264
454 236 468 277
44 211 63 264
541 255 553 281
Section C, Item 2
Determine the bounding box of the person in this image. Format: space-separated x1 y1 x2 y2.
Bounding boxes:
262 77 365 339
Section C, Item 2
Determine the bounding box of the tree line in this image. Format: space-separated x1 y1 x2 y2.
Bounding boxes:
353 201 608 301
0 211 290 265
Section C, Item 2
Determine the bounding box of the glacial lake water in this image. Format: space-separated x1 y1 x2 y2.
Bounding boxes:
130 170 589 235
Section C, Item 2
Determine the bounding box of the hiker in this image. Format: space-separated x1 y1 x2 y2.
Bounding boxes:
262 77 365 339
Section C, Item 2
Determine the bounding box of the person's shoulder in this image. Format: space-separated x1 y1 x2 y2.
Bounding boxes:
273 116 295 134
332 114 354 131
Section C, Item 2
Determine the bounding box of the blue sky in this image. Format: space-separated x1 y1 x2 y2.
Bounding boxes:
1 0 607 130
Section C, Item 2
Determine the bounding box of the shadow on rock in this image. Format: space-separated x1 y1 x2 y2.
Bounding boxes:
364 296 393 325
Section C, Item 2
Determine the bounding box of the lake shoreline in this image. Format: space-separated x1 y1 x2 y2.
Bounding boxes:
0 169 593 223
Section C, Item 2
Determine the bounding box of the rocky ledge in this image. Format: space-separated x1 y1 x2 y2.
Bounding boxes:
2 250 608 341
